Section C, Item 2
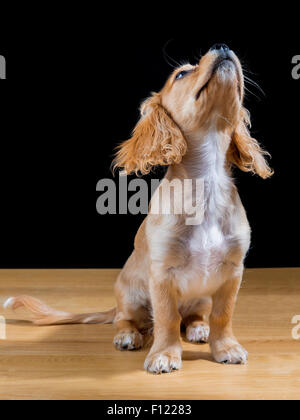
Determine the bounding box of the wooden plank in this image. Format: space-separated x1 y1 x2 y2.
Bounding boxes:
0 268 299 400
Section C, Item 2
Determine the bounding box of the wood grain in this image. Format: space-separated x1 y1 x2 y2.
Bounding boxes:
0 268 299 400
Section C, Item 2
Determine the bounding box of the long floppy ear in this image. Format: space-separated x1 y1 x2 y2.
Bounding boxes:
113 93 187 175
227 108 274 179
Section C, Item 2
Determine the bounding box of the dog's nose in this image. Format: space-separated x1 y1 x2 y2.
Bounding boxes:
210 44 230 52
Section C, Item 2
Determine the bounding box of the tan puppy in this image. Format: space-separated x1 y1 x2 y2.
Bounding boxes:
5 45 272 374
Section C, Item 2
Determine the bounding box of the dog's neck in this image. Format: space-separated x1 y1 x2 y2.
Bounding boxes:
179 129 231 179
169 129 234 221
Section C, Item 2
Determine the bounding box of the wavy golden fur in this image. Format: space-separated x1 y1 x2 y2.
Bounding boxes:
5 45 273 374
114 85 272 180
228 108 273 179
113 93 187 175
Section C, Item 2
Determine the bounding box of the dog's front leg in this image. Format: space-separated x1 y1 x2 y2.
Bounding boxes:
144 264 182 374
209 273 248 364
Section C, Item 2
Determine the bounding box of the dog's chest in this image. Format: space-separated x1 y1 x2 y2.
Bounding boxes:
176 221 234 298
189 221 227 254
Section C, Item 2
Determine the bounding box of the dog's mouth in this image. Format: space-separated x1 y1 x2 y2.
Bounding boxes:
212 56 235 73
195 56 241 100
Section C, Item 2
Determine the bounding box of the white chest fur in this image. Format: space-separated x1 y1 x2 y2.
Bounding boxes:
173 131 241 298
146 129 249 299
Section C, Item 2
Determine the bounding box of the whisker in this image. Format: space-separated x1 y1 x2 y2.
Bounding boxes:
162 40 182 69
242 67 259 76
244 75 265 96
244 85 262 101
193 48 203 64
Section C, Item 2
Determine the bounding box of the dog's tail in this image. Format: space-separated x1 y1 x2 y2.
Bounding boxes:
3 296 116 326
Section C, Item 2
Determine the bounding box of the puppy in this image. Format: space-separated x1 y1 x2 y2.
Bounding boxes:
5 44 272 374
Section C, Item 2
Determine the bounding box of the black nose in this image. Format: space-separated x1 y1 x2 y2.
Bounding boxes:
210 44 230 52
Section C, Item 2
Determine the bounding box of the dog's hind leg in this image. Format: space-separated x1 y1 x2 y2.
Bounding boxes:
113 319 143 351
181 297 212 343
113 258 150 351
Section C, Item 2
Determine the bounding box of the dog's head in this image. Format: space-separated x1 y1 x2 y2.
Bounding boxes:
114 44 273 178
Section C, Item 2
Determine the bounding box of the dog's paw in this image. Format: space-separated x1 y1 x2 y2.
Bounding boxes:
186 322 210 343
211 338 248 364
144 351 182 374
113 330 143 351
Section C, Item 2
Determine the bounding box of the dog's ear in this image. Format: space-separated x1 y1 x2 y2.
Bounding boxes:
227 108 273 179
113 93 187 175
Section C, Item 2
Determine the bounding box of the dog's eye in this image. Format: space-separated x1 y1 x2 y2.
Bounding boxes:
175 70 189 80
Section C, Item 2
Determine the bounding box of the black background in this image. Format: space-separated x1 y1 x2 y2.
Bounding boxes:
0 9 299 269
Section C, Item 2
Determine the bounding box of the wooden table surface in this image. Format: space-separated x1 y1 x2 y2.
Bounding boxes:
0 268 299 400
